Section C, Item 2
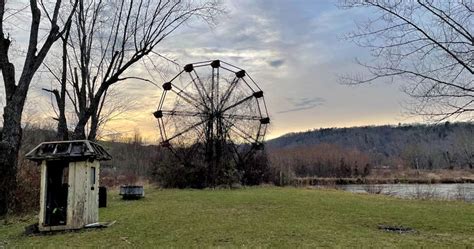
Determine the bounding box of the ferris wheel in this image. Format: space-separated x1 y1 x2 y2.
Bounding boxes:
154 60 270 163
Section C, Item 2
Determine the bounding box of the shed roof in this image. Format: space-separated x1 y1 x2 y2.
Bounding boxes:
25 140 112 162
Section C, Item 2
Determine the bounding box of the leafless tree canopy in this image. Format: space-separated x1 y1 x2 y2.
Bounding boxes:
341 0 473 121
45 0 221 140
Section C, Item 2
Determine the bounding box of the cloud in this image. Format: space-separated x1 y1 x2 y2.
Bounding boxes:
2 0 411 141
269 59 285 68
278 97 326 114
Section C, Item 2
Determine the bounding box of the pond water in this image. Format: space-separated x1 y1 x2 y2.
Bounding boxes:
339 183 474 202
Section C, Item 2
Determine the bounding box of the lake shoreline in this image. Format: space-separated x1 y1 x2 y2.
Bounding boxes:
338 183 474 202
292 176 474 186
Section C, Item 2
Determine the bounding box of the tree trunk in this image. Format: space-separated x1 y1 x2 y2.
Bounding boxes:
0 99 24 216
72 118 87 140
88 112 99 141
57 111 68 140
72 86 105 140
56 33 69 141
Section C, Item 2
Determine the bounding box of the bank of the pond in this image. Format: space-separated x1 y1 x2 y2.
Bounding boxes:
340 183 474 202
292 176 474 186
1 187 473 247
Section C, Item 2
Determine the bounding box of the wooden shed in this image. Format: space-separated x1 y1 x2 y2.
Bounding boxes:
26 140 111 232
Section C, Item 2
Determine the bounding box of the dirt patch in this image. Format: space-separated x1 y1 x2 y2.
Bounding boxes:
378 224 415 234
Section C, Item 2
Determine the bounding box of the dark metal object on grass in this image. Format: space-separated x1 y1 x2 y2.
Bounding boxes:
99 187 107 208
120 185 145 200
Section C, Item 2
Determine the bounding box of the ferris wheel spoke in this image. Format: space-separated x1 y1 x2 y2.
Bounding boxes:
221 118 257 144
221 94 254 113
168 70 185 82
171 86 207 111
160 110 207 118
221 113 262 120
188 71 212 108
180 78 199 95
165 118 210 143
192 70 213 104
218 77 239 109
229 126 256 144
231 123 259 143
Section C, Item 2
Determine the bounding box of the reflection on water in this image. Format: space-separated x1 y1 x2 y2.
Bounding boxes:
340 184 474 202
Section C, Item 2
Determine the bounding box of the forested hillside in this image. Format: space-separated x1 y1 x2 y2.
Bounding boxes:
268 122 474 171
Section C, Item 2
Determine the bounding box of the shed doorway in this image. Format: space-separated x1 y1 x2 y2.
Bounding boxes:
45 161 69 226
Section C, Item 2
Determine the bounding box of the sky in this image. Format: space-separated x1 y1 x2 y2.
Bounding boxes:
4 0 421 142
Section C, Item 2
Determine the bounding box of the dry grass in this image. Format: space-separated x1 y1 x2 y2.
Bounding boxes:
293 169 474 187
370 169 474 181
1 187 473 247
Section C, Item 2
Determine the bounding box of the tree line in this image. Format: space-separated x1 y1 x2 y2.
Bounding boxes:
268 122 474 171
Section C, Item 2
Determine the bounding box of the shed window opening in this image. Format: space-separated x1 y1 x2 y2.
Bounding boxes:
56 143 70 154
90 167 96 189
70 143 84 155
39 144 55 155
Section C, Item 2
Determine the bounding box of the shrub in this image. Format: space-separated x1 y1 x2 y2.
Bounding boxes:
150 147 271 188
239 151 271 185
150 148 207 188
13 159 41 214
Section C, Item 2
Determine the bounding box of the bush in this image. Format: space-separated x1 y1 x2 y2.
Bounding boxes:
239 151 271 185
13 159 41 214
9 126 57 215
150 147 271 188
150 148 207 188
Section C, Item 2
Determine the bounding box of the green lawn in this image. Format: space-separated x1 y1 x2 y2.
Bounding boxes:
1 187 473 248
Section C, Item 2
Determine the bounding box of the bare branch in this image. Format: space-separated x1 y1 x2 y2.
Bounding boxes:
341 0 474 121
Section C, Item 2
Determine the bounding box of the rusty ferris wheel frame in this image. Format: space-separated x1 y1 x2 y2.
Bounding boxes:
153 59 270 167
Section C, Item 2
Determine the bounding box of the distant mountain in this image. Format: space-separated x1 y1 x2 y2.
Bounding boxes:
267 122 474 170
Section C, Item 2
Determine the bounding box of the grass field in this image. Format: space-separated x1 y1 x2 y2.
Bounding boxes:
1 187 473 248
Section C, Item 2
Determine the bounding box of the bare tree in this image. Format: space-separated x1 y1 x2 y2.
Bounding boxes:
43 0 221 140
0 0 77 216
92 88 140 140
455 128 474 169
340 0 473 121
